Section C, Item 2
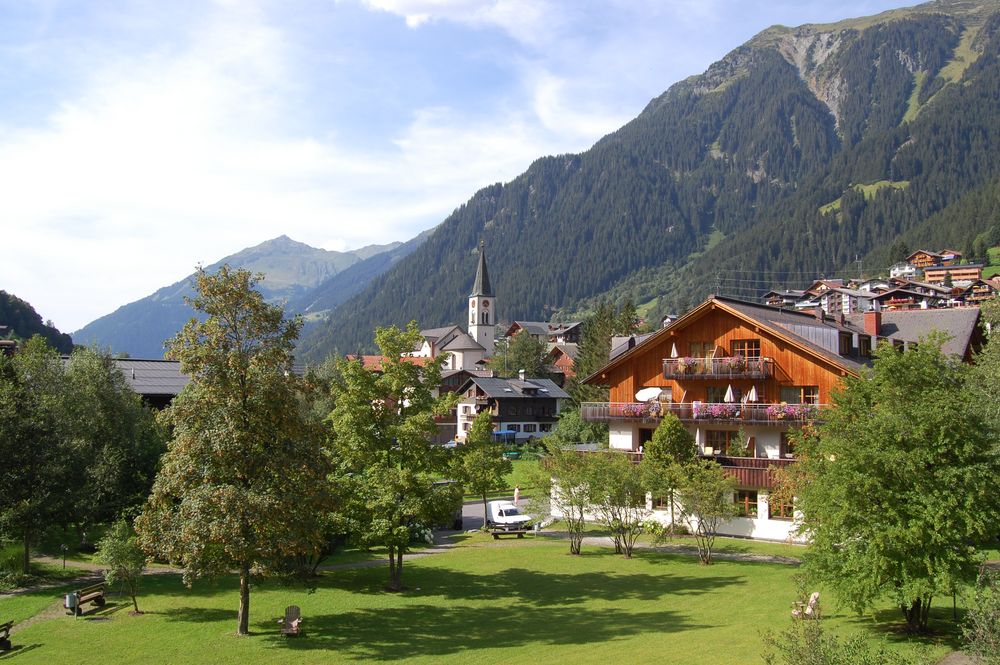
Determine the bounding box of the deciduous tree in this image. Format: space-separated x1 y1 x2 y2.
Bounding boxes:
676 461 736 565
96 517 147 614
586 450 649 557
0 336 75 573
328 322 455 591
451 411 511 526
641 413 697 534
797 338 1000 632
489 330 549 379
136 266 331 636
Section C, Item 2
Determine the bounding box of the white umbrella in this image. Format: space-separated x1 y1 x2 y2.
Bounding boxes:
670 342 679 358
747 385 758 402
635 387 662 402
723 384 735 403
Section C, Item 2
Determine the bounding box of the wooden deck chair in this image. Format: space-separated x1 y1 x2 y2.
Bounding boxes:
791 592 820 619
280 605 303 636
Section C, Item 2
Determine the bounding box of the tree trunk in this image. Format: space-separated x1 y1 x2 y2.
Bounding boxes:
22 527 31 574
237 564 250 635
901 597 931 633
129 581 141 614
387 545 402 592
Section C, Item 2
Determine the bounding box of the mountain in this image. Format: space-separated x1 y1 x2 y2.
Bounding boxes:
0 291 74 354
297 0 1000 360
72 235 405 358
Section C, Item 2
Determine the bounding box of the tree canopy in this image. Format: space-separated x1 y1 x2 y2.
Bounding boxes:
797 337 1000 632
451 411 511 525
328 322 457 591
136 266 331 635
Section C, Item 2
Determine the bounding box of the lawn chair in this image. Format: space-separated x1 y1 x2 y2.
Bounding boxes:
279 605 303 637
791 592 820 619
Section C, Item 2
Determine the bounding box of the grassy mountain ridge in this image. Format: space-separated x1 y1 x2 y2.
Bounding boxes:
72 235 404 358
300 0 1000 359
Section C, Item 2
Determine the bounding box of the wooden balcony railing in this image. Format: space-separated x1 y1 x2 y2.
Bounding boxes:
580 401 824 426
594 450 795 489
663 357 773 380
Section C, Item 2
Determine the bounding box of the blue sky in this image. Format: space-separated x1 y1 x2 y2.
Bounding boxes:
0 0 917 332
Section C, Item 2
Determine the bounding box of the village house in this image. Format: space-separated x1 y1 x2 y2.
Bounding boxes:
922 263 984 286
455 372 569 442
505 320 582 345
580 295 982 541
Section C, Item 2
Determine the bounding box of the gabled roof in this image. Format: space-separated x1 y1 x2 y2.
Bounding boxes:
440 331 486 352
585 296 869 385
113 358 189 396
508 321 582 338
457 376 570 400
844 308 981 358
471 241 494 297
547 343 579 360
346 355 434 372
906 249 944 260
420 325 462 344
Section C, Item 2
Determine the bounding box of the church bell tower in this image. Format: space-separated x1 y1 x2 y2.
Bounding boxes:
468 241 496 353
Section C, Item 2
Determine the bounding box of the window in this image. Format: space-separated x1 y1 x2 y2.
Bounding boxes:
689 341 713 357
508 424 521 432
540 424 552 432
523 424 537 433
652 495 671 510
706 430 736 454
769 497 794 521
734 490 758 517
779 432 795 458
525 406 534 416
508 406 519 416
779 386 818 404
838 333 852 355
731 339 761 359
706 386 733 402
859 335 873 358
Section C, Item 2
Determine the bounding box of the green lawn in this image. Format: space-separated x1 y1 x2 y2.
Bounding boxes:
1 534 959 664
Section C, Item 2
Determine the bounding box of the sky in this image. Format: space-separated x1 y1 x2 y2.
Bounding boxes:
0 0 918 332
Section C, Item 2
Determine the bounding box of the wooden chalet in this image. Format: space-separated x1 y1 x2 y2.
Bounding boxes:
922 263 984 286
580 295 982 541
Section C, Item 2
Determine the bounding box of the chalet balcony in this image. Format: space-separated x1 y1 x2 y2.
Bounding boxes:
663 356 773 380
580 401 824 426
605 450 795 489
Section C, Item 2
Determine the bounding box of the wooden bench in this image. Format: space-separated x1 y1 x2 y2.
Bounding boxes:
65 582 106 616
0 620 13 651
491 529 526 540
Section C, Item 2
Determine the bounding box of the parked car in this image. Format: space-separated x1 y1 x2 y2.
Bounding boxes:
486 500 531 530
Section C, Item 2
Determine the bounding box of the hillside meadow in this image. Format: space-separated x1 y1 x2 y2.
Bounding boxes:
0 534 958 665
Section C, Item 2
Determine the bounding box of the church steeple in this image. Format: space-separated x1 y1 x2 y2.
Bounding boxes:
468 241 496 353
471 240 494 297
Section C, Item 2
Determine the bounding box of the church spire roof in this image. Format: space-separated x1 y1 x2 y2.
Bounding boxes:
471 240 494 297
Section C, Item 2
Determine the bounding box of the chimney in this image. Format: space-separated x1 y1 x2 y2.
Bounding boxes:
518 369 526 381
864 310 882 336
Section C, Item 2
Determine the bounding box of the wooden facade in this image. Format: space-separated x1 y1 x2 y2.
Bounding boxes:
597 302 853 408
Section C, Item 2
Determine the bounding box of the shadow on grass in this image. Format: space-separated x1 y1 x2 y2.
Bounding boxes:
838 605 966 651
0 643 42 659
160 607 237 624
261 604 700 660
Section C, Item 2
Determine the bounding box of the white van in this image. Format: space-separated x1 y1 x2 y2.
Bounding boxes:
487 500 531 530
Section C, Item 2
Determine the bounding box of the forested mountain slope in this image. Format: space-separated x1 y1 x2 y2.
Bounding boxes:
0 291 74 353
298 0 1000 357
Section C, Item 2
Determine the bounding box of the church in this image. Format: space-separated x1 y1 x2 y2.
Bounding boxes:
410 241 496 370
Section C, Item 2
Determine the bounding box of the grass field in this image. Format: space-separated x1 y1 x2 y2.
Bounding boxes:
0 533 961 664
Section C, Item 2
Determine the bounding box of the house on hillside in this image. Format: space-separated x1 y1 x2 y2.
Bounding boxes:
505 320 582 345
922 263 983 287
455 373 569 443
546 343 579 380
906 250 945 269
889 262 920 280
961 278 1000 305
818 287 874 315
762 290 806 308
579 296 982 541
